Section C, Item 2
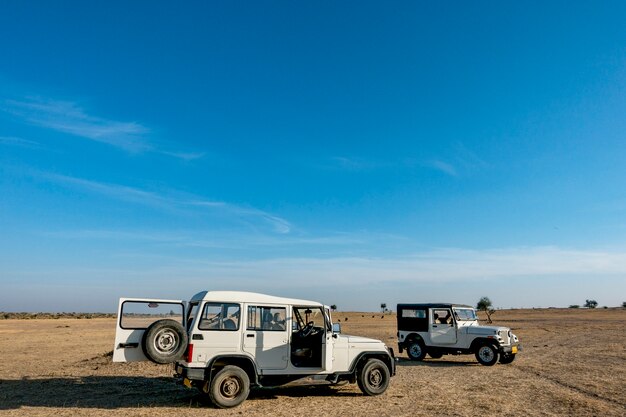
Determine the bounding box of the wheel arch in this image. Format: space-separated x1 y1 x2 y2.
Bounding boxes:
404 332 424 344
207 355 259 386
470 337 499 352
349 351 395 377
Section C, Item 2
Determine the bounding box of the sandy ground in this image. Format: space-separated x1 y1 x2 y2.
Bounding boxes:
0 308 624 416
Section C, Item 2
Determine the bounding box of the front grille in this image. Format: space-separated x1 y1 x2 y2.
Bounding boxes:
498 330 510 345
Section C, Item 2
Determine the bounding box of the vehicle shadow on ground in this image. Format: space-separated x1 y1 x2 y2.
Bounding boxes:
0 376 360 409
396 358 478 367
250 384 360 401
0 376 195 409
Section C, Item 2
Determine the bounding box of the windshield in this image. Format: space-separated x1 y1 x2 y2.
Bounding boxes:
454 308 477 321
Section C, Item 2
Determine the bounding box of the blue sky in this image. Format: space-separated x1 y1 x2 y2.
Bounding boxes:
1 2 626 312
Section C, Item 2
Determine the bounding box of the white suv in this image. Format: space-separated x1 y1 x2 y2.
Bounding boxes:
396 303 521 366
114 291 396 408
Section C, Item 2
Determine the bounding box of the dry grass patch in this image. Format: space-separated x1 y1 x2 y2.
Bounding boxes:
0 309 624 416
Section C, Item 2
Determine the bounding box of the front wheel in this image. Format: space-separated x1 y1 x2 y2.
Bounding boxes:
499 353 516 364
407 340 426 361
357 358 390 396
475 344 499 366
209 366 250 408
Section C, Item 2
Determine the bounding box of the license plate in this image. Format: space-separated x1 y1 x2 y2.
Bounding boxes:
512 346 518 354
183 378 192 388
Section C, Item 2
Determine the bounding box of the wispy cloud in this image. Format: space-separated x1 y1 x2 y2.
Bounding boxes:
425 159 458 176
191 201 291 234
454 142 489 170
2 97 150 152
1 96 204 160
157 150 206 161
143 245 626 288
44 173 170 207
41 172 292 234
329 156 382 171
0 135 41 149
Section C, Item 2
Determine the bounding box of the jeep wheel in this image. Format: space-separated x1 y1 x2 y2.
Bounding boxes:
357 358 390 396
407 340 426 361
209 366 250 408
428 350 443 359
475 344 499 366
142 319 188 364
499 353 516 364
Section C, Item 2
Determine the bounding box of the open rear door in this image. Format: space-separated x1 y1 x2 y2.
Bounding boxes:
113 298 185 362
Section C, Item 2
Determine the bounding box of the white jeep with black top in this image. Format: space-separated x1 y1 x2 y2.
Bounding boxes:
396 303 521 366
114 291 396 408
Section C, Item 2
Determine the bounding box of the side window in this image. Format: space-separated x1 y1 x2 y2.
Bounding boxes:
120 301 184 329
432 309 453 324
198 303 240 331
247 306 287 331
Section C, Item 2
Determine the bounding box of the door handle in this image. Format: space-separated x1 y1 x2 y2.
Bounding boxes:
246 334 255 338
118 342 139 348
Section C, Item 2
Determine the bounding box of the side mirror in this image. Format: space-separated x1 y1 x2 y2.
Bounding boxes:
332 323 341 334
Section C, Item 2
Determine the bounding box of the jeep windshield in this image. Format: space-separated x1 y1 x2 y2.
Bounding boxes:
453 308 477 321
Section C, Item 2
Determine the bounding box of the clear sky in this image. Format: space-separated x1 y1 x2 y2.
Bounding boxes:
1 2 625 312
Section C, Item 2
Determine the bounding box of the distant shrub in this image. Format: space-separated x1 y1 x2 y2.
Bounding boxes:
569 305 580 309
622 302 626 308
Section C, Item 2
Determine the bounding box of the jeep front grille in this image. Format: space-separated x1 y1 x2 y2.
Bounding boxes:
498 330 510 345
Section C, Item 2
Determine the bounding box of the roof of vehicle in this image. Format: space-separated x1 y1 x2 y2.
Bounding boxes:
190 291 325 307
397 303 474 309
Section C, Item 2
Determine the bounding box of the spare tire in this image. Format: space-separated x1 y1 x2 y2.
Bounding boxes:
142 319 188 364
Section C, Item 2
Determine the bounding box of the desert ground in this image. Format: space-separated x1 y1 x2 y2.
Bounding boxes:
0 308 624 416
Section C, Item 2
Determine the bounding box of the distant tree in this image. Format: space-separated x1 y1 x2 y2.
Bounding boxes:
380 303 387 313
584 299 598 309
622 301 626 308
330 304 337 312
569 304 580 309
476 296 496 324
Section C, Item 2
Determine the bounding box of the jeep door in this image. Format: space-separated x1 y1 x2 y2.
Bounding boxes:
113 298 185 362
193 302 242 362
242 305 289 371
429 308 457 344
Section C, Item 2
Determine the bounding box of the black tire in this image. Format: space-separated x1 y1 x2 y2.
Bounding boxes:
406 340 426 361
357 358 390 396
499 353 516 364
209 366 250 408
475 344 499 366
428 350 443 359
142 319 188 364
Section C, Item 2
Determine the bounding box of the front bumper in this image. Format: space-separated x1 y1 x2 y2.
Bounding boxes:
500 343 522 354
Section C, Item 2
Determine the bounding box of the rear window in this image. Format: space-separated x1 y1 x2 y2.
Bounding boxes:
120 301 184 329
401 309 426 318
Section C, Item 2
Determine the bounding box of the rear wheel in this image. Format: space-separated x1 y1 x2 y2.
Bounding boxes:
407 340 426 361
209 366 250 408
357 358 390 396
142 319 188 364
475 344 499 366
